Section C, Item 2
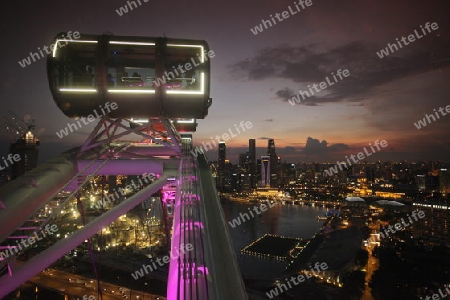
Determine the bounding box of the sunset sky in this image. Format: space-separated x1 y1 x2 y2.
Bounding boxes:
0 0 449 163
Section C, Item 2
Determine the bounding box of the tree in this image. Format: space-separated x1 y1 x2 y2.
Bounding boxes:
355 249 369 267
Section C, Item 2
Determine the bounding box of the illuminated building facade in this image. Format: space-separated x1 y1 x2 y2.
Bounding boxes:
261 155 270 187
10 131 40 179
440 169 450 196
249 139 256 189
416 174 426 191
413 201 450 246
267 139 278 188
217 141 226 191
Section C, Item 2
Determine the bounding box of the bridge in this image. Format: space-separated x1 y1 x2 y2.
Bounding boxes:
0 33 248 300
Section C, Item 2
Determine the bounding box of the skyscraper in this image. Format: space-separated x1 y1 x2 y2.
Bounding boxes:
238 152 251 192
249 139 256 189
440 169 450 196
256 158 262 186
415 174 426 191
217 142 226 191
261 155 270 187
280 163 297 185
10 131 39 179
267 139 278 187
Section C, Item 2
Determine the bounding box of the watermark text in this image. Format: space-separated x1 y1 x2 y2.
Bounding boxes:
376 22 439 58
288 69 350 106
191 121 253 157
250 0 313 35
56 102 118 139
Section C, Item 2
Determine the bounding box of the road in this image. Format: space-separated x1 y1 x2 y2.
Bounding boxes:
362 247 379 300
28 268 165 300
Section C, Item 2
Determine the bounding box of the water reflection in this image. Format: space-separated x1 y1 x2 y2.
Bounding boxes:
221 200 327 283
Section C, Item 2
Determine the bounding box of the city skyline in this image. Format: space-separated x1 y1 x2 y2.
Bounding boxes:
204 137 450 165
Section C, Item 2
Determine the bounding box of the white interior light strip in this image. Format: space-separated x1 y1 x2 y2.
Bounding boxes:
167 44 204 63
167 44 203 48
107 89 155 94
167 72 204 95
110 41 155 46
59 88 97 93
130 118 149 123
53 40 98 58
60 40 97 43
177 119 195 123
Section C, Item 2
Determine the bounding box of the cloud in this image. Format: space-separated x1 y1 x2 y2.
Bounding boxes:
302 137 349 154
275 87 295 102
264 118 274 122
274 87 340 106
231 38 450 106
328 143 350 152
258 137 272 140
302 137 328 154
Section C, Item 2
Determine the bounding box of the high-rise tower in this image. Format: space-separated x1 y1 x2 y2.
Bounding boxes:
440 169 450 196
261 155 270 187
267 139 278 187
249 139 256 189
217 141 226 191
10 131 40 179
